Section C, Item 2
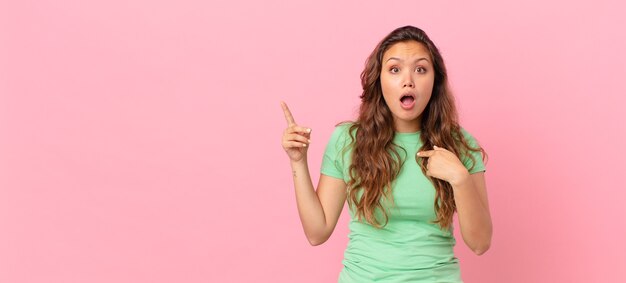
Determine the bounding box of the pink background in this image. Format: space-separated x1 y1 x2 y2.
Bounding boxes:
1 1 625 282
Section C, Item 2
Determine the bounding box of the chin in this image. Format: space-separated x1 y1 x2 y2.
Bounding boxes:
401 110 421 120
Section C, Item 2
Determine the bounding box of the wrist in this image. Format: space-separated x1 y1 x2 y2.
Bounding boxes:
450 168 470 188
290 157 308 167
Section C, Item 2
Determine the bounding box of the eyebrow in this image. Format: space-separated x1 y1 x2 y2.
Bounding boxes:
385 57 430 64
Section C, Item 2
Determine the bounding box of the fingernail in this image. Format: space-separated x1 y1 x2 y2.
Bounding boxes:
416 152 421 156
308 139 311 143
307 128 311 133
302 144 307 147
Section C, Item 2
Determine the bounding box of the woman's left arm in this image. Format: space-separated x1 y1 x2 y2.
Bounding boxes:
417 146 492 255
449 171 492 255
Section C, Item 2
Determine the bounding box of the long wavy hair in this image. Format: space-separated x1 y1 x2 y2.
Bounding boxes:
344 26 486 230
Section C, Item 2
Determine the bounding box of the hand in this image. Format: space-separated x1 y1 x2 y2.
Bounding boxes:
281 101 312 162
416 145 470 186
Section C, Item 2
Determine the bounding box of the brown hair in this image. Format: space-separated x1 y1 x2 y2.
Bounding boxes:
344 25 486 230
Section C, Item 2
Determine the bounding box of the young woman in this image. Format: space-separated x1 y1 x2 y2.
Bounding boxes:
281 25 492 282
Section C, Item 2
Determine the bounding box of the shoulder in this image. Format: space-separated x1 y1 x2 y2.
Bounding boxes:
324 122 357 155
321 122 356 176
458 127 487 172
330 122 356 143
459 127 480 146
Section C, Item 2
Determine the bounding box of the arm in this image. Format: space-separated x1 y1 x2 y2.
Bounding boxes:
417 146 492 255
290 159 347 246
280 101 347 246
450 171 492 255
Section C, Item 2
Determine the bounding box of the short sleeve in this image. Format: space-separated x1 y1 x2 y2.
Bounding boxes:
320 124 352 180
460 128 486 174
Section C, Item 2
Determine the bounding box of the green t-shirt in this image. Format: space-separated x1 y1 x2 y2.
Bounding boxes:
321 123 485 283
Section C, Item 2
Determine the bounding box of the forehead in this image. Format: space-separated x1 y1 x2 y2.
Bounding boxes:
382 41 431 62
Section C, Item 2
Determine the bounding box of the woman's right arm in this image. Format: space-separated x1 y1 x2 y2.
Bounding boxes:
281 102 347 246
291 159 346 246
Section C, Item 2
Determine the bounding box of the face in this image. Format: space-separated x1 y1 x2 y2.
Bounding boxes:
380 40 435 132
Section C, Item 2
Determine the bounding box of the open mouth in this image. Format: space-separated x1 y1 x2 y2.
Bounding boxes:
400 94 415 107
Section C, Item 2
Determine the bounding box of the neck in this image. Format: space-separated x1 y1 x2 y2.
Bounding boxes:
394 118 421 133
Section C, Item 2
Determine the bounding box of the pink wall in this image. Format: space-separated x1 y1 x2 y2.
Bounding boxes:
1 1 625 282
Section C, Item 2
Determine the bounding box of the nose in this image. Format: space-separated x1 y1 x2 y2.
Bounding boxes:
402 72 414 88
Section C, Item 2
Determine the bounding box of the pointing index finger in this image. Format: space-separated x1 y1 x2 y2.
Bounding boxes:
280 101 296 126
417 150 435 157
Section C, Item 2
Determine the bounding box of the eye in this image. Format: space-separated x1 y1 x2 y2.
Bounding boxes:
416 66 427 73
390 67 399 73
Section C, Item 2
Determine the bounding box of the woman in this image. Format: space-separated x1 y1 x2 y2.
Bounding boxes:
281 25 492 282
